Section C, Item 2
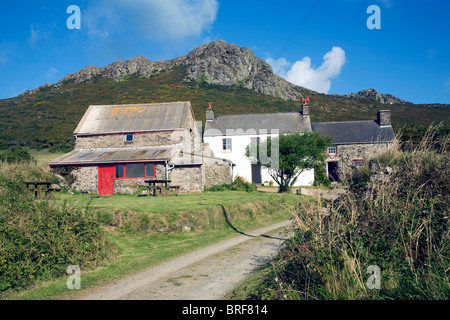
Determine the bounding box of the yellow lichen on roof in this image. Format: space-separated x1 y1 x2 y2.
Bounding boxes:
110 106 145 118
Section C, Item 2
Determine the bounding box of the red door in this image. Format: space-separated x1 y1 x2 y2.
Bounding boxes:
98 166 115 196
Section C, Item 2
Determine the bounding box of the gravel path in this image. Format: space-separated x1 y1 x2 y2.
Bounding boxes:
79 220 293 300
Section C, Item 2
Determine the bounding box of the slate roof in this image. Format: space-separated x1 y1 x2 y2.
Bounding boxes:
204 112 311 136
311 120 395 144
74 102 194 136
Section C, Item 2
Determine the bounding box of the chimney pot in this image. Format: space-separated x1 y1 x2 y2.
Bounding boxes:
301 98 310 116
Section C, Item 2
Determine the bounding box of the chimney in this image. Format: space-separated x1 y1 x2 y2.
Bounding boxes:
377 110 391 127
301 97 310 116
206 102 215 121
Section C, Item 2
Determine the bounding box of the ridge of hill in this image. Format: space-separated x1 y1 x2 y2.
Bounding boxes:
1 40 448 151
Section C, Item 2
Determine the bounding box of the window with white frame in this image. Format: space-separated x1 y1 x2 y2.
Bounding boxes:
328 145 337 155
222 138 232 152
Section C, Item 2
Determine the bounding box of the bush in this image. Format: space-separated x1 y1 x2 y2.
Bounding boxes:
313 164 331 187
205 176 257 192
0 148 34 164
0 163 117 292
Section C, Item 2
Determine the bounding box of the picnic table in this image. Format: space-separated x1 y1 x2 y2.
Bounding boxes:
24 181 60 199
144 179 180 196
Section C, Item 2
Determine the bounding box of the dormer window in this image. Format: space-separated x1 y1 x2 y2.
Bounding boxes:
125 134 134 143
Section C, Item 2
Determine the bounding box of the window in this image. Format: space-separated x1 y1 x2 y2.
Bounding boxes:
97 152 111 159
222 138 232 152
125 163 145 178
125 134 134 143
328 146 337 155
115 164 124 178
115 163 155 179
78 152 93 159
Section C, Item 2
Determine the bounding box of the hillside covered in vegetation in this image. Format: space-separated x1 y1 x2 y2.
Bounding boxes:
0 41 448 152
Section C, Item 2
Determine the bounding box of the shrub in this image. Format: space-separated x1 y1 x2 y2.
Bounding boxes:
205 176 257 192
0 163 117 292
313 164 331 187
0 148 34 164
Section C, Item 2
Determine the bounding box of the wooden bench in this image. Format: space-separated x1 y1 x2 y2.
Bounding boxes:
146 185 180 196
167 185 180 196
144 179 180 197
25 182 61 199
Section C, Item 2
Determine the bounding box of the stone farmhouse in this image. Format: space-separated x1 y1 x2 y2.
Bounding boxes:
49 102 233 195
204 102 395 184
312 110 395 181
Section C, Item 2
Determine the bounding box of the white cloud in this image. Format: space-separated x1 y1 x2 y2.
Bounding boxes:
266 57 290 77
86 0 219 41
266 47 346 94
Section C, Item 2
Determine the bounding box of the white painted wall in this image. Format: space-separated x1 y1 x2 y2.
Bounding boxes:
203 133 314 186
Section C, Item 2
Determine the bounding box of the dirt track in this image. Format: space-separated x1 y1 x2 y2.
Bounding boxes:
78 220 292 300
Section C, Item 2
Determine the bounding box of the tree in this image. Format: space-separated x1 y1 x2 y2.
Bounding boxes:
246 132 332 192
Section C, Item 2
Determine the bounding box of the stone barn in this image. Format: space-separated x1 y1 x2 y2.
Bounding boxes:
49 102 233 195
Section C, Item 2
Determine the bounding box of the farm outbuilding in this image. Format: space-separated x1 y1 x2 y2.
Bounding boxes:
49 102 233 195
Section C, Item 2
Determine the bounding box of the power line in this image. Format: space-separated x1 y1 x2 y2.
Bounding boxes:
274 0 321 61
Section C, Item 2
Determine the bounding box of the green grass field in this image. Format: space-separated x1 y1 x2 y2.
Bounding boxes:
58 190 294 214
4 190 299 300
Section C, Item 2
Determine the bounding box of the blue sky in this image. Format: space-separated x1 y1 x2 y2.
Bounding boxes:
1 0 449 104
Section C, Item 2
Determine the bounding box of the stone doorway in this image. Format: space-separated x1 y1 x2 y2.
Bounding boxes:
327 161 339 182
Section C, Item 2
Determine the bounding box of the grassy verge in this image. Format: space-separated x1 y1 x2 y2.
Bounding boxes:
2 190 299 300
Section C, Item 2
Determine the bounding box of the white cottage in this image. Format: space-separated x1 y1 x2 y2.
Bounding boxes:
203 103 315 186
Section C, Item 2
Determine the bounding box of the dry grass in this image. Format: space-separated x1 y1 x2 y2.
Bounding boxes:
259 125 449 300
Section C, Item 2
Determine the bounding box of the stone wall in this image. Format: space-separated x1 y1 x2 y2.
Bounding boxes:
70 166 98 193
332 142 392 179
202 156 233 189
201 143 233 189
170 165 203 193
75 130 187 149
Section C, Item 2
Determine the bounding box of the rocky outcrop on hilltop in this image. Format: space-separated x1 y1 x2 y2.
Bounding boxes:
344 88 407 104
54 40 302 101
22 40 407 104
178 40 302 100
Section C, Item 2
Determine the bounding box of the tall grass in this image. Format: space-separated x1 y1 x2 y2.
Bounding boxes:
260 125 449 300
